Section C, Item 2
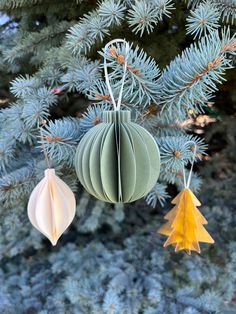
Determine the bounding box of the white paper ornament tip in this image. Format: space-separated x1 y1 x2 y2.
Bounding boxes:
27 168 76 246
50 234 58 246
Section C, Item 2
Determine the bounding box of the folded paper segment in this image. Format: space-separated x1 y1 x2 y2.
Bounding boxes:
75 110 161 203
158 188 214 254
27 168 76 245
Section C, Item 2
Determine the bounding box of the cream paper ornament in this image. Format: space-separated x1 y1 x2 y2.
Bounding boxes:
28 168 76 246
74 39 160 203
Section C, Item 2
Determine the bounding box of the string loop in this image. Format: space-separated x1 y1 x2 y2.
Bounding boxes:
103 39 129 111
182 141 198 189
39 119 51 169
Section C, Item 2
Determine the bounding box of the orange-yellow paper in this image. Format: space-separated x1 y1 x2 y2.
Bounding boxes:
158 188 214 254
27 168 76 246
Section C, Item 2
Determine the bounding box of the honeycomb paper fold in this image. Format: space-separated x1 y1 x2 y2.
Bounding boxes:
75 110 160 203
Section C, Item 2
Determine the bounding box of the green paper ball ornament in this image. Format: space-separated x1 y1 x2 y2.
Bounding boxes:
75 110 160 203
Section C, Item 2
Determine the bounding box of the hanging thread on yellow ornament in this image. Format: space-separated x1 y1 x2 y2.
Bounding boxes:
158 142 214 254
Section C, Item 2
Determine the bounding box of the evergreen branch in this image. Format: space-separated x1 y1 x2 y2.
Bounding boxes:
158 136 193 171
0 138 16 173
9 76 57 129
79 104 110 134
0 103 36 145
66 0 126 55
97 41 161 107
40 118 81 166
0 165 36 207
61 57 100 92
213 0 236 24
186 0 236 24
159 29 236 116
127 0 174 36
4 21 74 63
86 79 111 105
127 1 161 36
185 0 203 8
186 1 221 39
22 87 58 128
145 182 170 207
98 0 126 27
0 0 42 10
0 0 78 11
1 84 57 144
10 75 40 98
156 133 206 179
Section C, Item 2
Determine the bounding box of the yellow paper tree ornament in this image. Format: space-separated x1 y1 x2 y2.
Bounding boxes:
158 188 214 254
27 168 76 245
158 143 214 254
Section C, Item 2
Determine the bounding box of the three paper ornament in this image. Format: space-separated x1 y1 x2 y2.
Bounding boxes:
27 38 214 254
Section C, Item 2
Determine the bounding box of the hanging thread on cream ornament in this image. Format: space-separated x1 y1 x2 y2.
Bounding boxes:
75 39 161 203
27 120 76 246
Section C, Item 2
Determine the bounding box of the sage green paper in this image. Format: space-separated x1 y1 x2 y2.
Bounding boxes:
75 110 161 203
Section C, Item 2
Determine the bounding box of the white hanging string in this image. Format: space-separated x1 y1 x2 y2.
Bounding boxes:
183 165 187 188
39 119 51 169
182 141 197 189
103 39 129 111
